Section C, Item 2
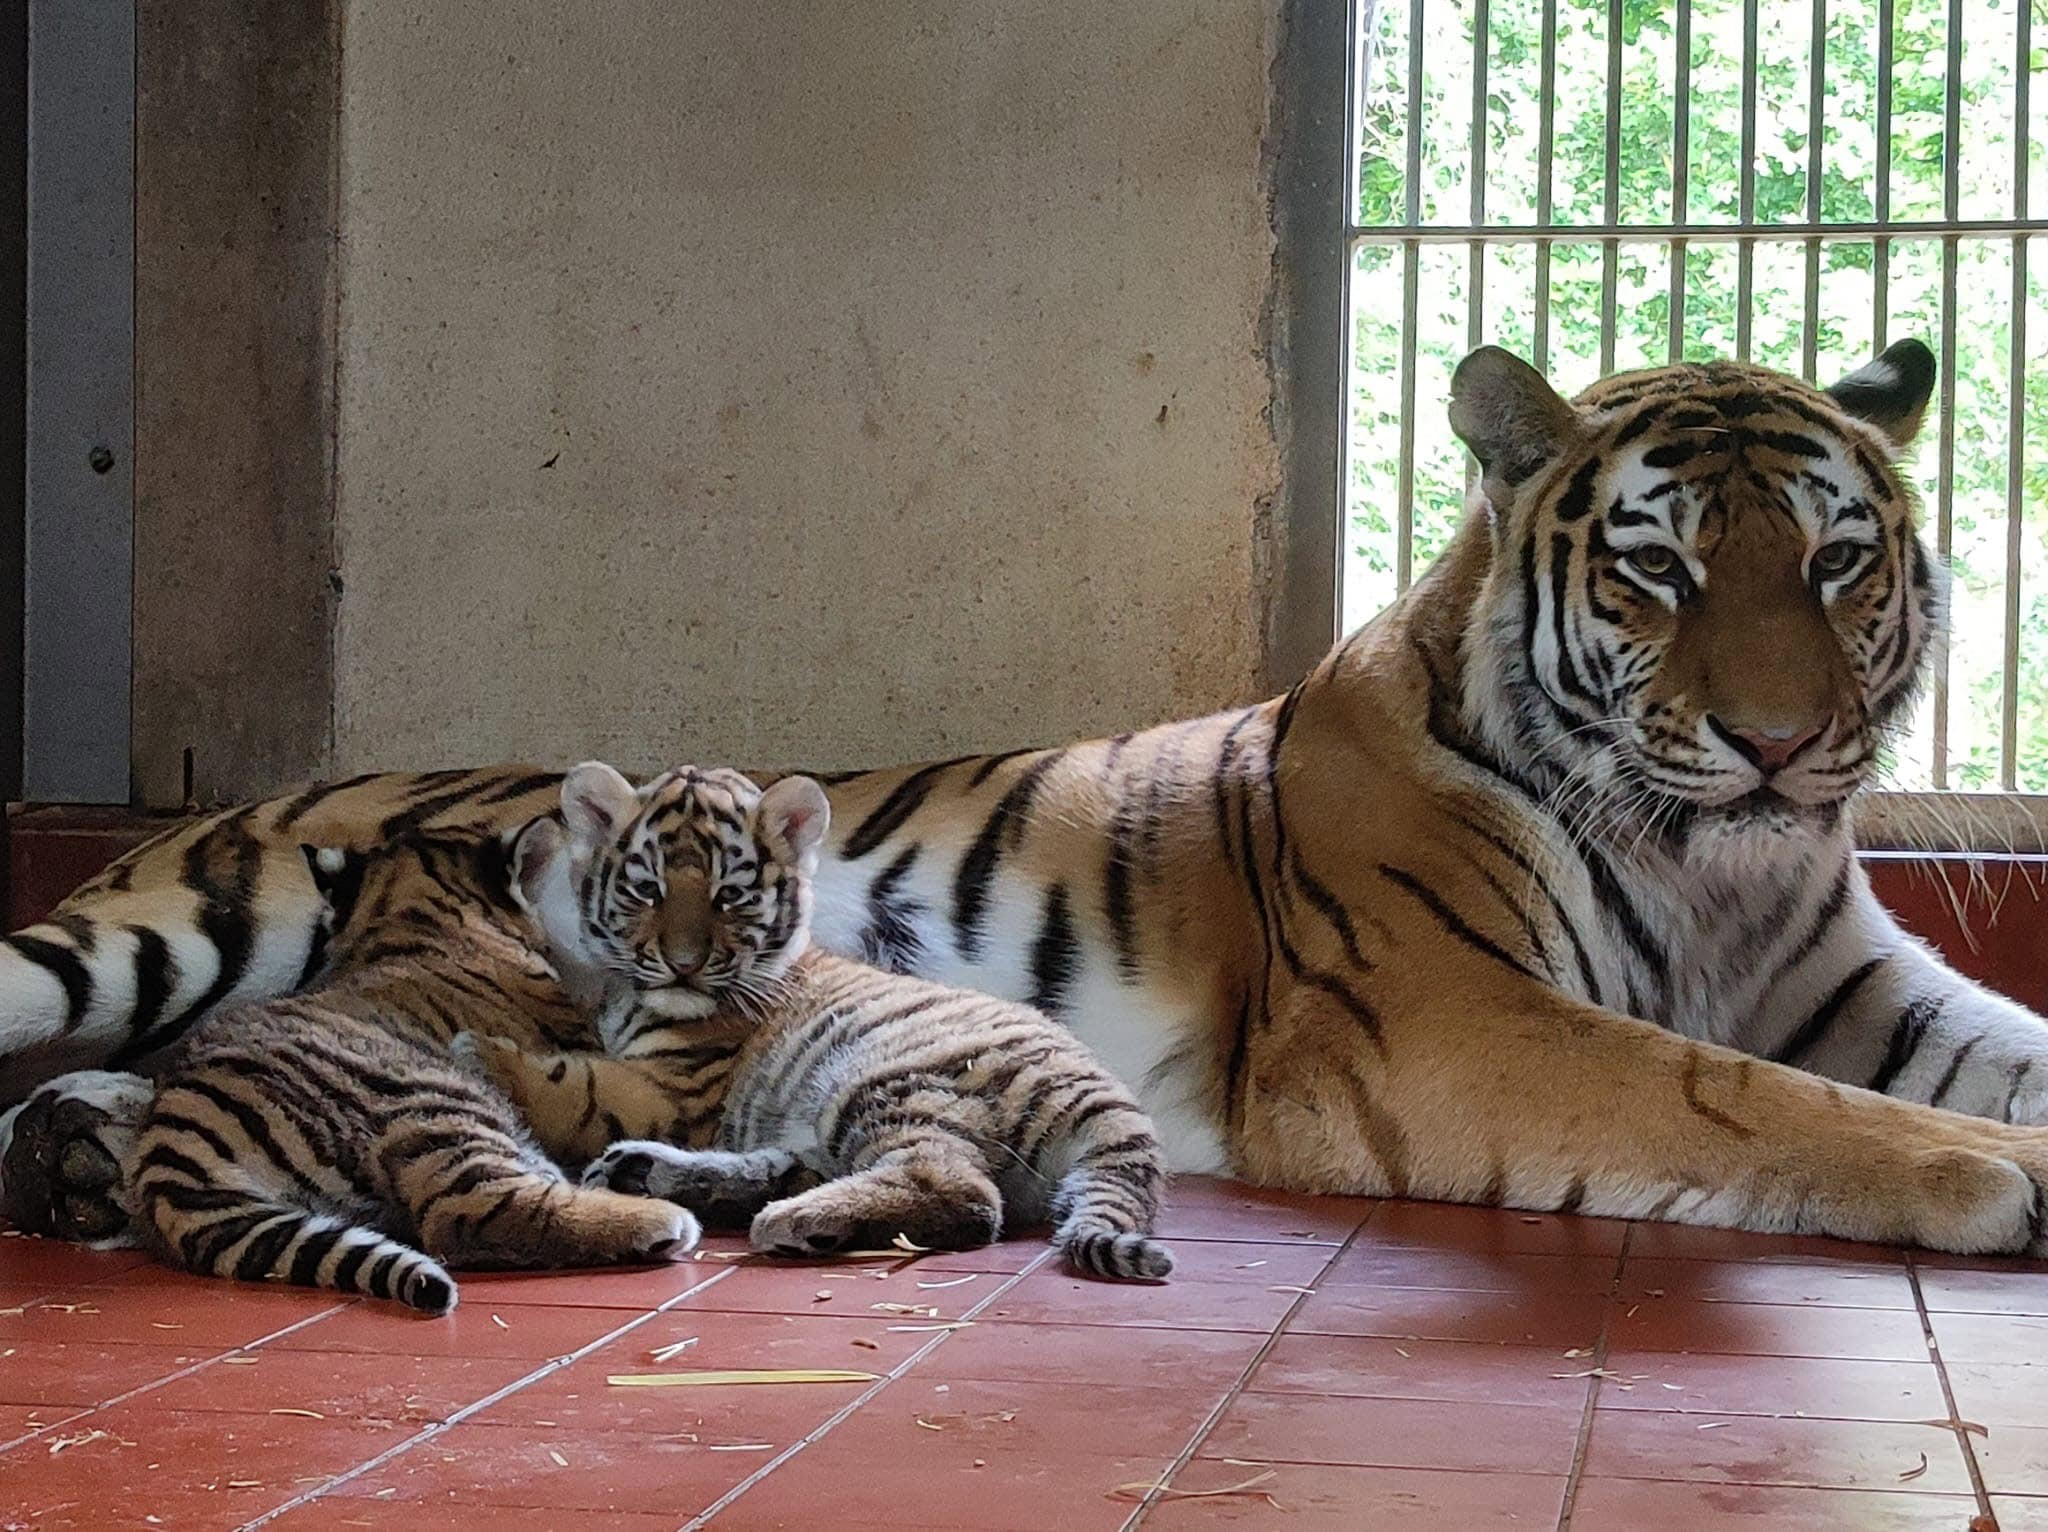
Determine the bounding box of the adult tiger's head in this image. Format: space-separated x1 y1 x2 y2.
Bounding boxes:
1448 340 1941 844
511 762 830 1008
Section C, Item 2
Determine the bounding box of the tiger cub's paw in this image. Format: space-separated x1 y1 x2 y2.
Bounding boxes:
0 1070 153 1246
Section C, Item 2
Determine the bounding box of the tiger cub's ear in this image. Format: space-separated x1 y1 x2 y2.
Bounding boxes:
508 816 566 912
756 775 830 866
1825 339 1936 454
560 761 639 848
1448 346 1584 510
298 844 367 929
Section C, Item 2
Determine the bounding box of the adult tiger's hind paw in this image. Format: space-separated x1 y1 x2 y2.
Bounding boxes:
0 1070 153 1245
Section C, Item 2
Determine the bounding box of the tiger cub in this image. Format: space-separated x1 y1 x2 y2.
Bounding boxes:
127 830 700 1314
461 762 1175 1281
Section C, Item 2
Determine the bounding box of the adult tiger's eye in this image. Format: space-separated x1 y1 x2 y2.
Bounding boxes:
1625 545 1679 578
1811 540 1861 579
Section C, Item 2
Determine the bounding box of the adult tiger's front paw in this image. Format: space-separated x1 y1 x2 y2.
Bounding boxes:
0 1070 153 1245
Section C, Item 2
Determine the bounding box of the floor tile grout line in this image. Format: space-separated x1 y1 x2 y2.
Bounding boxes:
0 1297 357 1456
234 1264 743 1532
1552 1220 1633 1531
1905 1250 1997 1520
674 1246 1060 1532
1117 1202 1383 1532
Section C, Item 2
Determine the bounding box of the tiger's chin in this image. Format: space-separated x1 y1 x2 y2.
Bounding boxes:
1675 787 1852 869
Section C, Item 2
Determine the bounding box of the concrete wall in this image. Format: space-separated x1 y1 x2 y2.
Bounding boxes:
327 1 1285 775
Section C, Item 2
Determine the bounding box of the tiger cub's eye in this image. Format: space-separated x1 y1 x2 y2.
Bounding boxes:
1810 541 1862 580
1624 545 1680 579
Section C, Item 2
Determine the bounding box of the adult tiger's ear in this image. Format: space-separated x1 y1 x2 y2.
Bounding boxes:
1825 339 1936 453
756 775 830 865
560 761 638 848
1448 346 1584 510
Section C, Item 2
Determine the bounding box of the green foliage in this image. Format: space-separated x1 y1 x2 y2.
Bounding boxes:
1348 0 2048 792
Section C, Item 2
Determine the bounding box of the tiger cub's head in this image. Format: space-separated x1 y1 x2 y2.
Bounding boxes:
512 761 830 1012
1448 340 1941 846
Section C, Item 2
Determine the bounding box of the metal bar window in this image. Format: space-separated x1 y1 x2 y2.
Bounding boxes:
1341 0 2046 815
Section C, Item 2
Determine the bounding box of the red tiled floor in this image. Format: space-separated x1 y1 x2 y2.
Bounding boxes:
710 1439 1168 1532
260 1297 640 1360
1977 1424 2048 1497
1569 1479 1983 1529
1253 1332 1595 1407
1945 1362 2048 1427
1198 1392 1585 1474
1580 1410 1975 1494
10 1173 2048 1528
1620 1255 1918 1309
1995 1496 2048 1530
1288 1284 1607 1346
0 1339 219 1407
1925 1308 2048 1365
328 1421 770 1516
143 1345 537 1424
0 1402 414 1531
1606 1296 1933 1361
979 1269 1303 1330
1319 1243 1619 1292
1911 1263 2048 1314
0 1232 153 1283
1151 1460 1568 1530
1599 1349 1950 1420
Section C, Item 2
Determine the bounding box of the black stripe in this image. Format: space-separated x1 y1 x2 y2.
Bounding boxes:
858 844 925 974
376 774 501 841
1771 957 1887 1065
1025 884 1080 1018
967 748 1039 789
125 926 179 1045
842 756 977 861
5 933 93 1029
331 1239 376 1294
1760 860 1855 995
1928 1037 1981 1109
232 1214 303 1282
1377 864 1538 982
951 751 1064 960
287 1224 345 1287
275 771 385 830
1287 850 1372 972
1866 995 1944 1095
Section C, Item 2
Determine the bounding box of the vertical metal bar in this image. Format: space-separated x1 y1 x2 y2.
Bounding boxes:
23 0 134 803
1736 0 1758 360
1931 0 1963 787
1802 0 1825 380
1600 0 1621 372
1935 232 1958 788
1874 0 1892 348
1397 241 1419 591
1669 0 1691 362
1533 0 1557 371
1467 0 1487 493
2001 2 2030 789
1396 0 1422 591
1335 0 1369 640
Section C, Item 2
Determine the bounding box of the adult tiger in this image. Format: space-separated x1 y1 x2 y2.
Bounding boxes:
6 343 2048 1254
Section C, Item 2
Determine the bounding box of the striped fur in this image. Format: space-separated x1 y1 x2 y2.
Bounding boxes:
465 764 1173 1281
6 345 2048 1260
125 834 697 1311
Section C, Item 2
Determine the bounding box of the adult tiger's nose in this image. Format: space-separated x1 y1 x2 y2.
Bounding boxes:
1709 714 1829 773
